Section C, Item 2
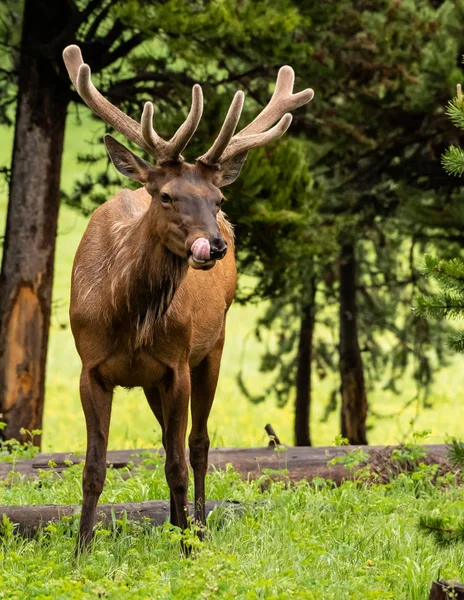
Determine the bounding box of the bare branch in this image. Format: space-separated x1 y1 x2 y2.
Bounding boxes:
102 33 145 68
84 0 118 41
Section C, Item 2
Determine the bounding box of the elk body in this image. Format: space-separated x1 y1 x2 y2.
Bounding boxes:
63 45 313 552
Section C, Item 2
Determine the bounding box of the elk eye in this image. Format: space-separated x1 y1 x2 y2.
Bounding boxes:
160 192 172 204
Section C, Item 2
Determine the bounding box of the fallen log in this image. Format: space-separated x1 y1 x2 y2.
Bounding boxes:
430 580 464 599
0 444 454 484
0 500 240 536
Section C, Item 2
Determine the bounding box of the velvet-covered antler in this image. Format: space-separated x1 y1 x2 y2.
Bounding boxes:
63 45 203 164
197 66 314 166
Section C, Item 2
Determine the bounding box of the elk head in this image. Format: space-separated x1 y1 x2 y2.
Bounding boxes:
63 46 314 270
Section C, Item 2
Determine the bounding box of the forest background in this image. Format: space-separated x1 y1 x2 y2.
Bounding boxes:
1 0 464 452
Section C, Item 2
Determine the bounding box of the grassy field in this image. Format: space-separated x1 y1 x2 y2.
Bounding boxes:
0 451 463 599
1 111 464 452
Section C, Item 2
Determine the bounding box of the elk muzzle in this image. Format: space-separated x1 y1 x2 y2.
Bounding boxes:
188 236 227 270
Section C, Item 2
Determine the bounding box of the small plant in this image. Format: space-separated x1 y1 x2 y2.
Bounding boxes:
418 438 464 544
390 430 429 463
446 438 464 467
334 435 350 446
0 513 16 542
328 448 369 470
0 420 41 463
161 520 203 554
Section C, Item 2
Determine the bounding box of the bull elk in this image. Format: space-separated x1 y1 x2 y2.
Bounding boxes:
62 44 314 552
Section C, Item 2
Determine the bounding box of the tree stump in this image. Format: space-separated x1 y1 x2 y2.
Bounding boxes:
430 580 464 599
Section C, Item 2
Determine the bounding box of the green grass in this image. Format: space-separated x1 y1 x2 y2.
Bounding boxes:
1 111 464 452
0 454 463 599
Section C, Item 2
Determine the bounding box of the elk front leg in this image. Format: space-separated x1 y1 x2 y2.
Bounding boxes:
159 366 190 536
144 386 178 527
77 368 113 553
189 328 225 535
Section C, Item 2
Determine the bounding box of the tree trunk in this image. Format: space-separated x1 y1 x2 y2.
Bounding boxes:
294 281 317 446
339 241 368 445
0 0 72 445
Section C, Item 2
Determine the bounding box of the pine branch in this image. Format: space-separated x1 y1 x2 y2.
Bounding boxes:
424 254 464 284
418 517 455 544
447 331 464 353
447 438 464 467
442 146 464 177
446 97 464 131
418 514 464 545
422 256 464 291
414 293 464 320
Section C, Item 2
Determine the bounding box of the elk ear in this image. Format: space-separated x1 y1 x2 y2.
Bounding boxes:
213 151 248 188
104 134 152 183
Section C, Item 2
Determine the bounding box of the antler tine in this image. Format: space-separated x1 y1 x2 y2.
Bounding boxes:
63 45 147 151
220 113 293 163
141 84 204 164
141 101 165 153
239 66 314 137
62 44 83 88
198 65 313 166
198 91 245 165
169 84 204 155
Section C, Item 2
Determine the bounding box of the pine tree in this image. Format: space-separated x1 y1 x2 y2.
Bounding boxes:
415 85 464 354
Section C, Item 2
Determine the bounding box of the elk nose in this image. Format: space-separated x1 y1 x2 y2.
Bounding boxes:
210 237 228 260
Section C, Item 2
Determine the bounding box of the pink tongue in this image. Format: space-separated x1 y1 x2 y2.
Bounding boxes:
191 238 211 261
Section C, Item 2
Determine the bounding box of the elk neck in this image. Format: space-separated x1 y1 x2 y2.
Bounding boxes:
109 203 188 343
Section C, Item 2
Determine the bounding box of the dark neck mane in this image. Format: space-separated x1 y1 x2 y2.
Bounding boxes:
109 213 187 347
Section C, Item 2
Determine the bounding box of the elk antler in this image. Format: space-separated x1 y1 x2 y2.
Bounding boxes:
62 45 203 164
197 66 314 166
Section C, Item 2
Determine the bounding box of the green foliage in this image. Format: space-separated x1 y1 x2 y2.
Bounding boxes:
415 256 464 340
423 256 464 293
